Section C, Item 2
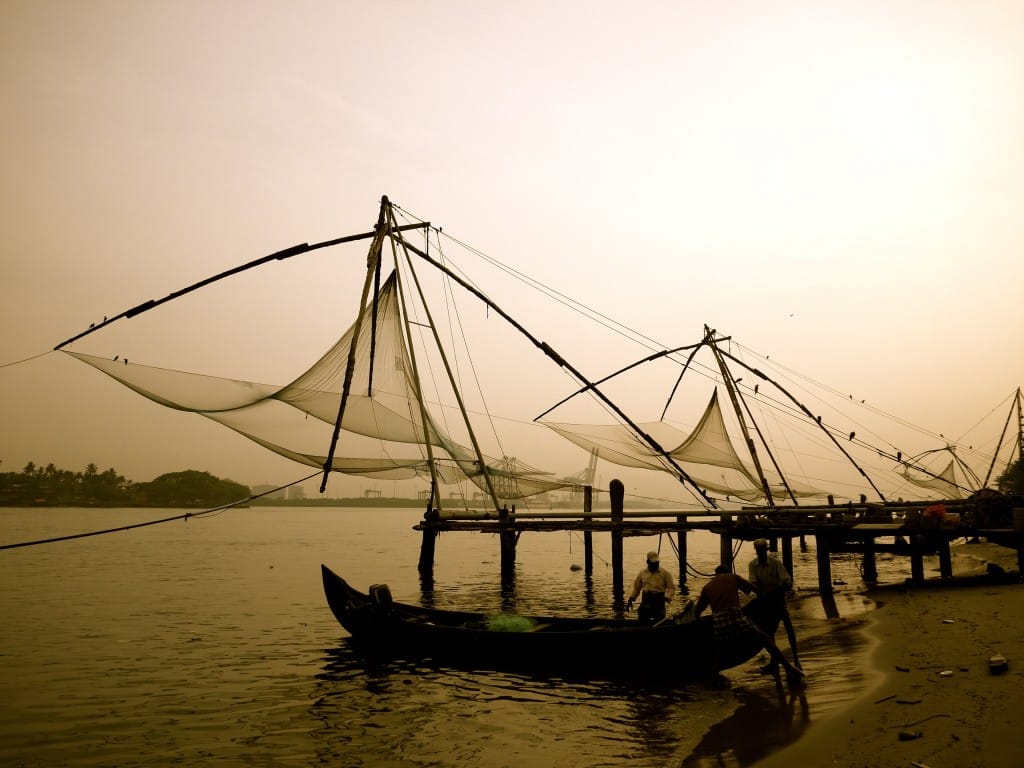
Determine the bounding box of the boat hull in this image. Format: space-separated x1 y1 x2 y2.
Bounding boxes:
321 564 767 680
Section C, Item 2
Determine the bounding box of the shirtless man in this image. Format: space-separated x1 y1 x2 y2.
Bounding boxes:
695 565 804 687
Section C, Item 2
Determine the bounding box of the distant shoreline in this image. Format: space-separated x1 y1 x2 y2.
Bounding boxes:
250 497 624 509
0 496 642 510
251 497 426 508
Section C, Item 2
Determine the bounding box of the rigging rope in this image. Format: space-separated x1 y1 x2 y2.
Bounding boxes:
0 350 52 369
0 472 319 551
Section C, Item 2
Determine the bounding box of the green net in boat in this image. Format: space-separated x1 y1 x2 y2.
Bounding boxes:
486 613 537 632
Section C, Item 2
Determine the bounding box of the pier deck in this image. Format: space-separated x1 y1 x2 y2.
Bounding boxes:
413 482 1024 613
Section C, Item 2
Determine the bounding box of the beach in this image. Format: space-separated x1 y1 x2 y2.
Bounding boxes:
755 542 1024 768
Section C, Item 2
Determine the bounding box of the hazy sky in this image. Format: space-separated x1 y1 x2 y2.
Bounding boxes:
2 1 1022 500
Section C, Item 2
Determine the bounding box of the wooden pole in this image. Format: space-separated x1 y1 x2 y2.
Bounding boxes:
815 533 839 619
394 234 718 507
610 480 624 601
862 537 878 583
720 515 733 570
499 505 516 583
676 515 688 584
418 521 437 576
937 536 953 579
815 534 831 590
910 535 925 583
583 486 594 577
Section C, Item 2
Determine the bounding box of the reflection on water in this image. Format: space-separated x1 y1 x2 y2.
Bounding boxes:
312 643 735 767
310 591 875 768
2 507 886 768
683 684 811 767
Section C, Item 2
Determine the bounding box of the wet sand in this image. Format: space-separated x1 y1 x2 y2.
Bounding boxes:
754 542 1024 768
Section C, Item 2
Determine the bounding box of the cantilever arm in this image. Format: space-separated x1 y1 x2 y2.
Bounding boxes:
53 223 428 350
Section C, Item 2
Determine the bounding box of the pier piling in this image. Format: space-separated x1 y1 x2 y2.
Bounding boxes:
610 479 624 599
410 482 1023 616
676 515 688 583
583 486 594 577
499 505 516 581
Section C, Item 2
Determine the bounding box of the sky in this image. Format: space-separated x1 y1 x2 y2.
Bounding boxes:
1 1 1022 502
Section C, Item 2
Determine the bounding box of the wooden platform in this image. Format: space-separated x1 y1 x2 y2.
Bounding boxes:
412 482 1024 616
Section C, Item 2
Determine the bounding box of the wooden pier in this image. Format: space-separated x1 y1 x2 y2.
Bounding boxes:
414 480 1024 615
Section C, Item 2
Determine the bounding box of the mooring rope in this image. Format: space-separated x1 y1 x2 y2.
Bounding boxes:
0 472 319 551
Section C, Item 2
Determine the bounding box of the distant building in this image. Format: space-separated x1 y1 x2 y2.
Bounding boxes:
253 484 286 500
287 486 306 500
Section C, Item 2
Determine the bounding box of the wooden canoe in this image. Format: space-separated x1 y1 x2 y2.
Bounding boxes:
322 564 770 680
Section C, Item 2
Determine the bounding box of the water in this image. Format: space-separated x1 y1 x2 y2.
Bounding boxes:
1 506 898 767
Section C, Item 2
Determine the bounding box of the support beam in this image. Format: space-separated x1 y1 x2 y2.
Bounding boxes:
676 515 688 584
720 515 733 569
418 511 438 576
910 535 925 583
610 480 624 603
937 536 953 579
815 534 839 619
499 505 516 584
583 486 594 577
862 537 878 583
814 533 832 594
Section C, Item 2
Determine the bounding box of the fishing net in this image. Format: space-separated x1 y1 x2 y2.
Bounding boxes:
65 271 574 501
544 389 823 502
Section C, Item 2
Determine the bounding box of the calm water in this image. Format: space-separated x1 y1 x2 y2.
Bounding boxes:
1 506 898 767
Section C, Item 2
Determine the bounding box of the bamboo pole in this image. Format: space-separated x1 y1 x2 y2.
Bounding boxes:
392 231 718 509
390 209 502 512
320 198 389 492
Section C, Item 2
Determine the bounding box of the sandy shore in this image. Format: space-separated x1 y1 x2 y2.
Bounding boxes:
754 542 1024 768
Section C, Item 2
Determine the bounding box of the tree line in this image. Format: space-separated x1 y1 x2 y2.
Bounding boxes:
999 457 1024 496
2 457 1019 508
0 462 251 507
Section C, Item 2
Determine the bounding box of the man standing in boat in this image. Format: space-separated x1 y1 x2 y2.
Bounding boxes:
626 550 676 623
747 538 801 675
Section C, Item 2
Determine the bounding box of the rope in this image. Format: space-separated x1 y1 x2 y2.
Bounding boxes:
567 530 611 567
0 350 52 369
0 472 319 551
686 561 716 578
663 532 718 578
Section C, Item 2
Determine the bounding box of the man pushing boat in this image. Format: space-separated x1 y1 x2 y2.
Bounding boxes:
695 565 805 688
748 537 801 675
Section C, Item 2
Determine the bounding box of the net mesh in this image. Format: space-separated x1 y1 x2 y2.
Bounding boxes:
544 389 823 502
66 271 573 500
